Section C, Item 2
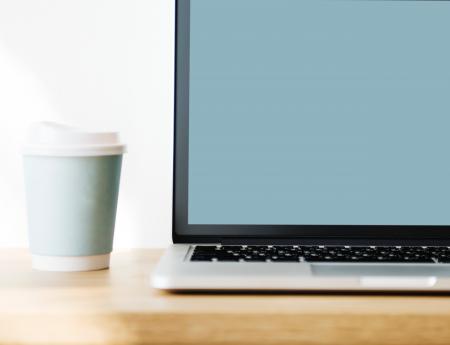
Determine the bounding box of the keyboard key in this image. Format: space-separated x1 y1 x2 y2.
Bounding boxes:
270 256 300 262
216 256 240 262
243 256 267 262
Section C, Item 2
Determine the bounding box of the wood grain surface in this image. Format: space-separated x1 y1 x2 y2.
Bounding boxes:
1 249 450 345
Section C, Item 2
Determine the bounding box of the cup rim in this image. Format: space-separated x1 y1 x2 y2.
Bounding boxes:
22 144 126 157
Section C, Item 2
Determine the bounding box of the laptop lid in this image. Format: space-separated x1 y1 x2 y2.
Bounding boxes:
173 0 450 244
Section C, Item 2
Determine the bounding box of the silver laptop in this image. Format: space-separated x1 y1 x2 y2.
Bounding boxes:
151 0 450 292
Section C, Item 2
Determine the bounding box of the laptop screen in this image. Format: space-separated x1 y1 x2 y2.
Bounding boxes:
187 0 450 226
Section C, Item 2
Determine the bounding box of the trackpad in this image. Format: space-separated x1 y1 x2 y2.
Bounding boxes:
312 264 450 277
360 277 436 288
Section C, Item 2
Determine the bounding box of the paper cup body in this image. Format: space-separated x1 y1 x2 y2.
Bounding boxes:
23 122 125 271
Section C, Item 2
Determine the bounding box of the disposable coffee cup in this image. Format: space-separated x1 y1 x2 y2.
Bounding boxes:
23 122 126 271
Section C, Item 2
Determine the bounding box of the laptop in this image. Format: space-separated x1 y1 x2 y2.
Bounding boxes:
151 0 450 291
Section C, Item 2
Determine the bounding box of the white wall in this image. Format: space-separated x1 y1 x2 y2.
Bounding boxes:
0 0 174 248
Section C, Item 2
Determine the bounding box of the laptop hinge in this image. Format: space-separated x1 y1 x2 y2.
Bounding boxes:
219 238 450 246
219 238 330 245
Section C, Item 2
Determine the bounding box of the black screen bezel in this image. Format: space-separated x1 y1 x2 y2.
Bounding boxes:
173 0 450 245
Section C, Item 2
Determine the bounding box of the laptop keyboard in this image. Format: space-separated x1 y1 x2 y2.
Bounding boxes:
190 245 450 263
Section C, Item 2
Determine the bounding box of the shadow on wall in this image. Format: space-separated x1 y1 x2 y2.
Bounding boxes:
0 0 174 248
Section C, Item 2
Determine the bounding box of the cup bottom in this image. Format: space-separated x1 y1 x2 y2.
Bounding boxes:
31 253 110 272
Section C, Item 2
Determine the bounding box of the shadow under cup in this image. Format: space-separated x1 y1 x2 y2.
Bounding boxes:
24 154 123 271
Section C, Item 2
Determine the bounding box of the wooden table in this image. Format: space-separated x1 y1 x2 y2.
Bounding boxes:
1 249 450 345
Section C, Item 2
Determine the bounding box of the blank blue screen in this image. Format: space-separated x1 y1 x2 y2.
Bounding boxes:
188 0 450 225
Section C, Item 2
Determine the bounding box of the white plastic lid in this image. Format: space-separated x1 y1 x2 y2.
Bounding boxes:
23 122 126 157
